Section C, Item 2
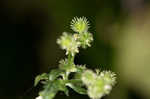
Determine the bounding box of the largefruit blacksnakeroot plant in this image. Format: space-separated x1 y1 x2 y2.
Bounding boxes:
34 17 117 99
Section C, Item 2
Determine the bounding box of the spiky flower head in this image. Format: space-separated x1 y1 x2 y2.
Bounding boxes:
81 69 116 99
87 77 105 99
71 17 89 33
100 71 116 86
57 32 80 56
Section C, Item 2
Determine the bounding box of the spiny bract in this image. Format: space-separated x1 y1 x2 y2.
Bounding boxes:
70 17 89 33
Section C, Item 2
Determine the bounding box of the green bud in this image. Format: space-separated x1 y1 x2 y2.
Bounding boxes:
71 17 89 33
100 71 116 86
59 59 77 73
78 32 93 48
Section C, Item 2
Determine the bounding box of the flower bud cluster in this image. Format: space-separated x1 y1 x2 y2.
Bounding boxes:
59 58 77 73
57 32 80 56
81 70 116 99
57 17 93 56
77 32 93 48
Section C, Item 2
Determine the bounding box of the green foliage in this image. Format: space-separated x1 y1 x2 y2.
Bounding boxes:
34 73 48 86
65 82 86 95
82 70 116 99
34 17 117 99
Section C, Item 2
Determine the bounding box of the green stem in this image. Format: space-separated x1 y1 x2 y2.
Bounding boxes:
64 53 75 80
68 53 74 65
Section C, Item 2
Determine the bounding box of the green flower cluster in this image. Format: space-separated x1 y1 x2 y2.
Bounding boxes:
34 17 116 99
57 17 93 56
59 58 77 75
57 32 80 56
82 70 116 99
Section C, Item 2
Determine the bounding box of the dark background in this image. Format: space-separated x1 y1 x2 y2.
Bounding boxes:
1 0 150 99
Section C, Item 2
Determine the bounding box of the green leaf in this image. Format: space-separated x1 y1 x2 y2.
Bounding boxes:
63 88 69 96
34 73 48 86
39 82 58 99
66 83 86 95
53 79 69 96
67 79 83 87
75 65 86 79
40 79 69 99
40 90 57 99
48 69 64 81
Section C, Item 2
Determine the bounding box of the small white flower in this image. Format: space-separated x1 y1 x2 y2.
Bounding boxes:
104 85 112 94
57 32 80 56
81 70 97 85
78 32 93 48
88 85 103 99
100 71 116 86
35 96 43 99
